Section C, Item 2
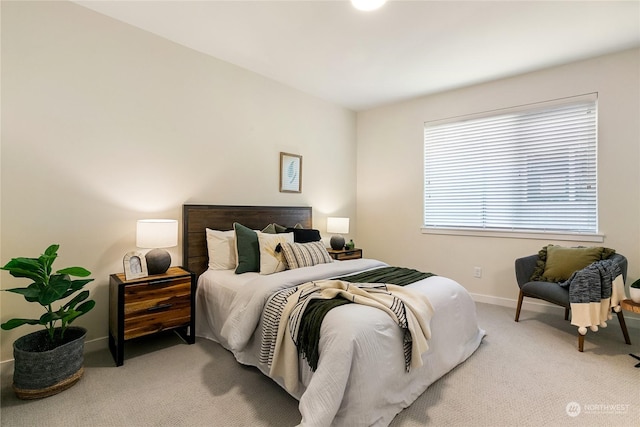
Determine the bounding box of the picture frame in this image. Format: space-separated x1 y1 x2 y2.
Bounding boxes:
280 152 302 193
123 251 148 281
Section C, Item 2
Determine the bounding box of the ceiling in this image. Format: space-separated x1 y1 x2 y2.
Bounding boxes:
75 0 640 111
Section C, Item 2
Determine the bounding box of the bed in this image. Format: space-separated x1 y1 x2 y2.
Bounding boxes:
183 204 485 426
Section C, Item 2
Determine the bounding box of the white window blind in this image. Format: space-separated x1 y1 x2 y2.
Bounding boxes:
423 94 598 235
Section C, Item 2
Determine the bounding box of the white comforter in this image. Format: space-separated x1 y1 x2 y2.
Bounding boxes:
196 259 485 427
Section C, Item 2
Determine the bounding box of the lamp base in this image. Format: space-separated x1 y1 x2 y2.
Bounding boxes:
145 248 171 275
330 235 345 250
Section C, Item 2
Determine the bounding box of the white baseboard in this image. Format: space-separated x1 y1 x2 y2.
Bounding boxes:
85 335 109 353
470 292 640 328
2 298 637 366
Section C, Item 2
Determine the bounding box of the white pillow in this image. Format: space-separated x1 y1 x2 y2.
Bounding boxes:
257 231 294 275
206 228 236 270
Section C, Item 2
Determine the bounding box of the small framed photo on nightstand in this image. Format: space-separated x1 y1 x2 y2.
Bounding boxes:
123 251 148 281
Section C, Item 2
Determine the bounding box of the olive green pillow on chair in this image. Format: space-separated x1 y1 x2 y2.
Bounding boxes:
530 245 616 282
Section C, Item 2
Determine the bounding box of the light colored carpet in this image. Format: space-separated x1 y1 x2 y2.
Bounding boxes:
1 303 638 426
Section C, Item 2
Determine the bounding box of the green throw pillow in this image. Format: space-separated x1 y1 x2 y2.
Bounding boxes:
261 223 289 234
274 223 288 233
234 222 259 274
530 244 616 282
261 223 277 234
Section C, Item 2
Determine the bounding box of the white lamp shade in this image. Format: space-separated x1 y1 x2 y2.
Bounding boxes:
327 217 350 234
351 0 387 11
136 219 178 248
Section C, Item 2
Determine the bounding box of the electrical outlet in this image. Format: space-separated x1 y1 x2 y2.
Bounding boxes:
473 267 482 278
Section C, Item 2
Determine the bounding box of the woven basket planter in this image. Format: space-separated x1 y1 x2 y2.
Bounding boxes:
12 326 86 399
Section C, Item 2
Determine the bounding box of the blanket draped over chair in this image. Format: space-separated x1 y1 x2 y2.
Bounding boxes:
262 278 435 393
559 259 626 335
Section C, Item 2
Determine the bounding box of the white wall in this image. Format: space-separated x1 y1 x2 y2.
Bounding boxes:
3 2 637 363
0 1 357 361
357 49 640 313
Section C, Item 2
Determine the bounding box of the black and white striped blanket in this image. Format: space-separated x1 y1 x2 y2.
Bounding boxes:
260 278 434 392
259 266 435 371
559 259 625 333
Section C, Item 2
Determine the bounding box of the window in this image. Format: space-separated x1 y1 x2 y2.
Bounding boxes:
423 94 598 239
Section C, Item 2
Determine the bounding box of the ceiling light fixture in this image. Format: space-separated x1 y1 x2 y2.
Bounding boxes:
351 0 387 12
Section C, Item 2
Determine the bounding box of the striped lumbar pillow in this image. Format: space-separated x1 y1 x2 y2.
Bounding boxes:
280 241 333 269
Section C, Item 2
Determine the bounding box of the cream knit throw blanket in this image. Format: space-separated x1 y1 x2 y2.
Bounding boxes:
269 280 434 393
560 259 626 335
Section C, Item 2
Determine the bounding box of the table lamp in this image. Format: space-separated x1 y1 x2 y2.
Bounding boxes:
327 217 349 250
136 219 178 275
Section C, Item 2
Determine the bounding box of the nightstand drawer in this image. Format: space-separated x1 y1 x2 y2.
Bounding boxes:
123 280 192 340
328 248 362 260
123 277 191 314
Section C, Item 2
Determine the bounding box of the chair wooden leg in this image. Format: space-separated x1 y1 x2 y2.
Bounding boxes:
575 310 629 352
564 308 570 321
515 290 524 322
615 310 632 345
578 333 584 352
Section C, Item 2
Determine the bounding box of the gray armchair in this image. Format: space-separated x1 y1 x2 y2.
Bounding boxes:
515 253 631 352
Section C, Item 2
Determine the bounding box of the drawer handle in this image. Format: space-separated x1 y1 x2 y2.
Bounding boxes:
148 278 178 286
147 303 173 312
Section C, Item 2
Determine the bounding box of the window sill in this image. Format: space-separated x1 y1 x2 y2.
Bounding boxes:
421 227 604 243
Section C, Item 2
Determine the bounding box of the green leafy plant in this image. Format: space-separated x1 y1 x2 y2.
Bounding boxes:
631 278 640 289
1 244 95 347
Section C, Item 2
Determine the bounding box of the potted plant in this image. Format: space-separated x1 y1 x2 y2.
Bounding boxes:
630 278 640 304
1 244 95 399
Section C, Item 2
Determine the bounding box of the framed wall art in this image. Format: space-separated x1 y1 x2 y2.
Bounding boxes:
123 251 148 281
279 152 302 193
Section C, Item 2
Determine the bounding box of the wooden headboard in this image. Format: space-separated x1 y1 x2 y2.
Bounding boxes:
182 204 313 278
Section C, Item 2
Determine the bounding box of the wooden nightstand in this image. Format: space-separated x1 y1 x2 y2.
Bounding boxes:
108 266 195 366
620 298 640 314
620 299 640 368
327 248 363 261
